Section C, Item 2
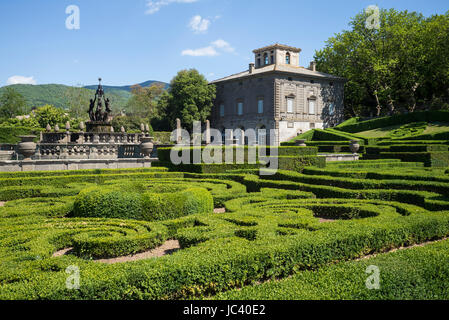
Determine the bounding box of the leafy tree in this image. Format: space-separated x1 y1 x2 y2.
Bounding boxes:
126 83 165 119
64 85 91 120
158 69 216 130
315 8 449 117
0 87 28 118
34 105 69 128
112 115 153 133
0 116 40 128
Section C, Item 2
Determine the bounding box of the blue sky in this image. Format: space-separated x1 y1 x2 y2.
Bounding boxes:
0 0 447 87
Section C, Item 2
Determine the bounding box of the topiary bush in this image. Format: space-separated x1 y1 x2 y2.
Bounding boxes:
141 187 213 221
73 186 143 220
73 185 213 221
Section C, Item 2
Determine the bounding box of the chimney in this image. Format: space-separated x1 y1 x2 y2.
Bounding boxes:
249 63 255 74
309 61 317 72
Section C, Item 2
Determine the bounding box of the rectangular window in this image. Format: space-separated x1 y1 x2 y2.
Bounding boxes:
220 104 225 117
309 100 316 115
287 98 294 113
258 99 264 114
237 102 243 115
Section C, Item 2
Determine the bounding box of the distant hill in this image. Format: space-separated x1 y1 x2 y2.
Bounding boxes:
83 80 169 92
0 84 132 111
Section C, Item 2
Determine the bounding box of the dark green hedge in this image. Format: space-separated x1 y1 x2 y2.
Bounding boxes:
0 167 168 179
155 161 262 173
0 171 184 188
317 145 366 153
377 140 449 146
158 146 318 163
275 156 326 171
364 152 449 167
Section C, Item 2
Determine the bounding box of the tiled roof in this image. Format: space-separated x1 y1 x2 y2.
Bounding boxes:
253 43 302 53
210 64 345 83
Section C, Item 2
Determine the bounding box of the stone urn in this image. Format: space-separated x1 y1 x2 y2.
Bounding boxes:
349 140 360 154
295 139 307 147
140 136 154 159
17 135 37 160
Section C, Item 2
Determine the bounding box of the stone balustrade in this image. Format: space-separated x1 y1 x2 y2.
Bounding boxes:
37 143 143 160
40 131 144 145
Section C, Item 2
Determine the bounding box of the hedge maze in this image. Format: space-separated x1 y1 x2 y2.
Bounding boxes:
2 157 449 299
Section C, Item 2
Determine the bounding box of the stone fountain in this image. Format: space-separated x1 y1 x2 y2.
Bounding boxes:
0 78 157 172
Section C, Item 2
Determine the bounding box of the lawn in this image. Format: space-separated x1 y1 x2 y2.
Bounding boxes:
358 122 449 139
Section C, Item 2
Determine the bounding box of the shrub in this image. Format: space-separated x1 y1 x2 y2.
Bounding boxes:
73 186 143 220
73 185 214 222
141 187 213 221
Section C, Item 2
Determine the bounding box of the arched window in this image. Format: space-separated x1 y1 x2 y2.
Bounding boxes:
264 53 269 65
286 52 291 64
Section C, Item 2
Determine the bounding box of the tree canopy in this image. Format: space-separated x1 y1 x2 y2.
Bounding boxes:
315 8 449 118
0 88 28 118
34 105 69 128
158 69 216 130
126 83 165 119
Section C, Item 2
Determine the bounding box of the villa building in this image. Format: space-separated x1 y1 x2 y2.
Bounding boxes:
210 44 346 145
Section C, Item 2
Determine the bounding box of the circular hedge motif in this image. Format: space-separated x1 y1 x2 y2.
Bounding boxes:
73 185 213 221
389 122 427 138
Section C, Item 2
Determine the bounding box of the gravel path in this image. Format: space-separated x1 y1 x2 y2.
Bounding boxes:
52 240 181 264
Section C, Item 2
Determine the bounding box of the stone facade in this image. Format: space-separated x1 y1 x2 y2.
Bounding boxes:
210 44 345 145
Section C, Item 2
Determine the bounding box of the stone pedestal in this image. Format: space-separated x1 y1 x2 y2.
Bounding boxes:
86 121 113 133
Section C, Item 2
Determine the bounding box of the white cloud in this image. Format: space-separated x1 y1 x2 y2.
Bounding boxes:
7 75 36 85
182 39 235 57
189 15 210 33
211 39 234 52
182 46 218 57
145 0 198 15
